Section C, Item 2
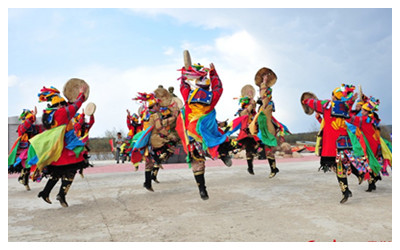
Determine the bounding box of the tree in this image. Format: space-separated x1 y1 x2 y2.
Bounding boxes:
104 127 126 139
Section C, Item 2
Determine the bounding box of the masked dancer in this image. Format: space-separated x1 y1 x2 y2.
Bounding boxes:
301 84 367 203
28 79 89 207
8 106 44 190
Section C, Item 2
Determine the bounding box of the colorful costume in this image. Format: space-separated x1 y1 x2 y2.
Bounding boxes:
8 109 44 190
346 96 392 191
176 63 241 200
73 111 95 176
130 93 178 192
302 84 367 203
249 68 290 178
149 87 181 183
125 113 142 167
29 86 88 207
234 87 260 175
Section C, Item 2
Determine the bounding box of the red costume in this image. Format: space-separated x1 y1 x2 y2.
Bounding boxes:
302 84 364 204
35 85 89 207
49 93 86 166
302 99 349 157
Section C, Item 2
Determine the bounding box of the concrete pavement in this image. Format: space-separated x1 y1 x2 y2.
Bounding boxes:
8 155 392 242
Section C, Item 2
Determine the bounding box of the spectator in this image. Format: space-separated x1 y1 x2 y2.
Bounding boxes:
115 132 124 163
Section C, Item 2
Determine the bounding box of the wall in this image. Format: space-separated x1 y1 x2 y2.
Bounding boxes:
8 116 42 152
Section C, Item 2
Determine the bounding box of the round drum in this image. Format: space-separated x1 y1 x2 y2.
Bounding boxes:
255 67 277 87
84 102 96 116
241 84 256 99
63 78 90 102
300 92 318 115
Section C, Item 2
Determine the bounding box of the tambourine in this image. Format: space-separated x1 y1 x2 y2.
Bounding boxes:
63 78 90 102
241 84 256 99
300 92 318 115
255 67 277 87
84 102 96 116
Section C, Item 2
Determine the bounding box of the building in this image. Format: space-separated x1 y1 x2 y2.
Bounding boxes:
8 116 42 152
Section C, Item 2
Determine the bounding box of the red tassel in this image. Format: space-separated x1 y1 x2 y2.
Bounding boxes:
364 171 370 180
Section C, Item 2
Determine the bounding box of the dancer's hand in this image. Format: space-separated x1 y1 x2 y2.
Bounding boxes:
352 93 358 101
262 74 269 85
79 84 87 94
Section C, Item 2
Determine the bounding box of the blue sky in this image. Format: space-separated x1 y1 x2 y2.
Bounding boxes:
7 8 393 138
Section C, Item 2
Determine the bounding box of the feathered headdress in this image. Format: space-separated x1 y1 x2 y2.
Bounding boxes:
233 96 254 116
362 96 380 112
18 109 33 122
332 84 356 101
178 63 209 80
178 63 210 89
133 92 160 108
130 113 139 123
38 86 66 106
234 96 251 108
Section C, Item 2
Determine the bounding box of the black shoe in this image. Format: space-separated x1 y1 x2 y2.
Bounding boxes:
199 189 209 200
152 176 160 183
143 182 154 192
152 167 160 183
56 194 69 207
221 155 232 167
247 167 254 175
340 190 352 204
366 182 376 192
38 192 52 204
18 176 24 184
269 168 279 178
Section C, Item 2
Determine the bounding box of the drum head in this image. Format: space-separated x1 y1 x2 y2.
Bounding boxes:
241 84 256 99
300 92 318 115
84 102 96 116
255 67 277 87
63 78 90 102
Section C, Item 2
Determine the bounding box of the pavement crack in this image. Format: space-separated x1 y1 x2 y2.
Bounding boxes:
84 176 115 241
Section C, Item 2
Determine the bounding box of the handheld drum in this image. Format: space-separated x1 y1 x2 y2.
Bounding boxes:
63 78 90 102
84 102 96 116
254 67 277 87
300 92 318 115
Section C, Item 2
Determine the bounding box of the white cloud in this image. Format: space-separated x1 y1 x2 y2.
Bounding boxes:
130 8 239 30
163 47 174 56
7 8 392 138
215 30 264 70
